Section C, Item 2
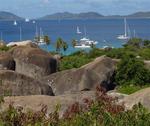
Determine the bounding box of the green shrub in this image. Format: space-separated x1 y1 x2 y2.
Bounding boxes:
0 87 150 125
139 48 150 60
115 54 150 86
0 46 10 52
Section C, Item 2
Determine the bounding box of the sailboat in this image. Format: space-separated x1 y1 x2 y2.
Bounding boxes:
117 18 130 40
35 27 45 45
13 21 17 26
77 26 82 34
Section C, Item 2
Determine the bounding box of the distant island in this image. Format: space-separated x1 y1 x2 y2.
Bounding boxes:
0 11 23 20
1 11 150 20
39 11 150 20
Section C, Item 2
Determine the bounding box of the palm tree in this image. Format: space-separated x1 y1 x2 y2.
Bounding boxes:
44 35 51 51
56 38 63 52
62 42 68 52
72 39 77 48
44 35 50 46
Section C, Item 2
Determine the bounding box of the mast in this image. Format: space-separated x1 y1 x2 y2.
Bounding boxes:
124 18 127 37
0 32 2 41
35 25 38 37
134 30 136 38
84 26 87 37
20 27 22 41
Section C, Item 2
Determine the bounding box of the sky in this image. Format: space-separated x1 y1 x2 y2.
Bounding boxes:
0 0 150 18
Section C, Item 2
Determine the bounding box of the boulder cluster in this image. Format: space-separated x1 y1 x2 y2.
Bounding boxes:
0 43 57 96
0 43 120 114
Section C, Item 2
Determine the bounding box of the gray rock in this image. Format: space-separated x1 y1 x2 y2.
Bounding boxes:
8 45 57 79
122 88 150 110
0 53 15 70
2 91 95 117
42 56 116 95
0 70 54 96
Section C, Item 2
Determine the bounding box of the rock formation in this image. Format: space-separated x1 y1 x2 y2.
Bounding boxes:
8 44 57 79
0 52 15 70
42 56 116 95
0 70 54 96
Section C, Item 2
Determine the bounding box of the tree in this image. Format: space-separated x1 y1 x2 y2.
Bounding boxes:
55 37 66 53
115 54 150 86
62 42 68 52
72 39 77 48
127 38 142 48
44 35 50 46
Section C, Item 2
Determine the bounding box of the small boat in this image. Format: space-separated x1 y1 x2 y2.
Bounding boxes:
75 44 91 48
25 18 30 22
13 21 17 26
77 26 82 34
32 20 36 24
117 18 130 40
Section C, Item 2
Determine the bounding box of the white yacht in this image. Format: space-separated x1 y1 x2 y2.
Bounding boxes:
75 37 98 48
117 18 130 40
13 21 17 26
75 26 98 48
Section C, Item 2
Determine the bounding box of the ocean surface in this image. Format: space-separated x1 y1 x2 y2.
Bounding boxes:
0 18 150 54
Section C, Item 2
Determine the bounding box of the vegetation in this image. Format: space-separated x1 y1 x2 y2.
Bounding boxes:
115 54 150 86
44 35 51 46
58 38 150 94
0 87 150 125
117 85 150 95
0 45 10 52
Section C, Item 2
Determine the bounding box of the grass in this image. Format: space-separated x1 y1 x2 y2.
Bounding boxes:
117 85 150 95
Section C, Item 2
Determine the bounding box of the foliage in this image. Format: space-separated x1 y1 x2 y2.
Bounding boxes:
115 54 150 86
0 87 150 125
117 85 150 95
44 35 50 45
139 48 150 60
127 38 143 48
0 46 10 52
55 38 68 53
72 39 77 48
59 54 92 71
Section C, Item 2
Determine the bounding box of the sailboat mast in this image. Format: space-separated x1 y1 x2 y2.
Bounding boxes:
35 25 38 37
84 26 87 37
20 27 22 41
124 18 127 37
1 32 2 41
134 30 136 38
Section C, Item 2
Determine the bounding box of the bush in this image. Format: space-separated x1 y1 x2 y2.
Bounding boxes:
115 54 150 86
0 46 10 52
0 87 150 125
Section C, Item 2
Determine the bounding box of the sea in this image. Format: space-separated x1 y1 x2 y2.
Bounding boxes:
0 18 150 54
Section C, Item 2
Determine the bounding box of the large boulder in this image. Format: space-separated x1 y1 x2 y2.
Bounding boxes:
42 56 116 95
2 91 95 116
8 45 57 79
7 40 33 47
122 88 150 110
0 70 54 96
0 53 15 70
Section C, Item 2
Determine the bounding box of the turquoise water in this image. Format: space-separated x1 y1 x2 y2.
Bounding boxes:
0 18 150 54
